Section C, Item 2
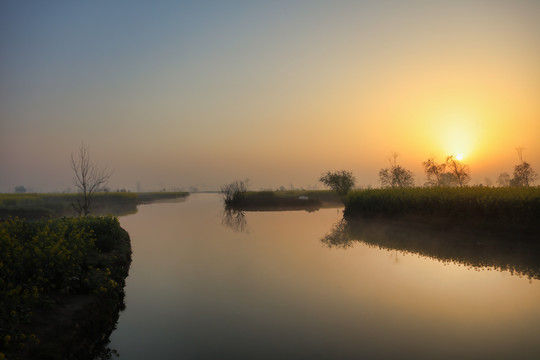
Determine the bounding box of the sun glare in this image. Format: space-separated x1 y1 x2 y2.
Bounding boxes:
433 110 479 161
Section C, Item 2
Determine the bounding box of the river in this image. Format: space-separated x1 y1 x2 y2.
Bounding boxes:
108 193 540 359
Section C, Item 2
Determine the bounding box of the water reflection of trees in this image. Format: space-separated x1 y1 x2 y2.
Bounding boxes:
322 218 540 280
321 219 355 249
222 208 249 233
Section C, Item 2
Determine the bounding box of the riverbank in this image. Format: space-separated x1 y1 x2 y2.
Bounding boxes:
0 217 132 360
0 192 189 220
225 190 342 211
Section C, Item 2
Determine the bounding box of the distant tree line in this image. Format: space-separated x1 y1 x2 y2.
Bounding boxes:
497 148 538 187
379 152 415 188
319 170 356 197
422 154 471 187
316 148 537 196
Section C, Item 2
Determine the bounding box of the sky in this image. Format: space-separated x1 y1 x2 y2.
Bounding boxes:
1 0 539 192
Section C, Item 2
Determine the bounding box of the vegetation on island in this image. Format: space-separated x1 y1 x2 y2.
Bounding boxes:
220 178 343 211
221 179 250 206
217 159 538 228
343 149 539 224
344 186 540 224
0 216 131 359
218 148 538 230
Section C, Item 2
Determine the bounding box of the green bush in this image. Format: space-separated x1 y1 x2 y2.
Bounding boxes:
0 216 127 354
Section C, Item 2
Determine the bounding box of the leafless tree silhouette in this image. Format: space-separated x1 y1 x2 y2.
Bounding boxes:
71 143 112 216
221 179 250 205
511 147 538 187
422 157 447 187
379 152 415 188
445 155 471 187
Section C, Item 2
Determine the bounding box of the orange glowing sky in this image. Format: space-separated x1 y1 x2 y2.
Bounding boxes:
1 1 539 192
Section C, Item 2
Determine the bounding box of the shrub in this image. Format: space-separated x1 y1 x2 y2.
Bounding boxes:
0 216 128 354
319 170 356 196
221 180 249 205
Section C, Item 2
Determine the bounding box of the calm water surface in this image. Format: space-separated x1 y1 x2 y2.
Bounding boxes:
110 193 540 359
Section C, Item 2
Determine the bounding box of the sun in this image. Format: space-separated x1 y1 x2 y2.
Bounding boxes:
432 109 479 161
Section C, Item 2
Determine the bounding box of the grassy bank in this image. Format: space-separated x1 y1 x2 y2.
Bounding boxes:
136 191 190 204
344 187 540 224
226 190 342 211
0 216 132 359
0 192 189 219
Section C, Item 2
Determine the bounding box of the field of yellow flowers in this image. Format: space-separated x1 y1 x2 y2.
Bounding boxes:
0 216 131 358
345 186 540 223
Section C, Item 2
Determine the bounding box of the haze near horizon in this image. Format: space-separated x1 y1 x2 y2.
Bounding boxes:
1 1 539 192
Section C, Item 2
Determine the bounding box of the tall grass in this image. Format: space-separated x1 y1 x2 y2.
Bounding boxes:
345 187 540 223
224 190 342 211
0 192 188 219
0 193 138 219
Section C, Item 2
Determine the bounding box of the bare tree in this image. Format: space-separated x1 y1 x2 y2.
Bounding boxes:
221 179 250 205
379 152 415 188
497 172 511 187
422 155 471 187
445 155 471 187
510 147 538 187
512 162 537 187
516 147 525 163
422 157 446 187
71 143 112 216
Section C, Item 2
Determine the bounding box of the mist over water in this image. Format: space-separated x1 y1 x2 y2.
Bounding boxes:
109 194 540 359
